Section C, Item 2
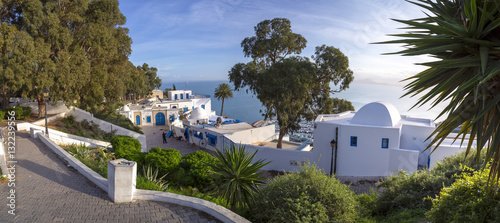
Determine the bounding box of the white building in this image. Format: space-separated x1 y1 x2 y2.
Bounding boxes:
313 102 469 176
187 121 276 151
117 90 214 127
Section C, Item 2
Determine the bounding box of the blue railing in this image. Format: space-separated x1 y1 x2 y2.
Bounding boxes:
295 139 311 151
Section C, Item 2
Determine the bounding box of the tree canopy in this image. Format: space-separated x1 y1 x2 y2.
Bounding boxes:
229 18 354 148
0 0 161 114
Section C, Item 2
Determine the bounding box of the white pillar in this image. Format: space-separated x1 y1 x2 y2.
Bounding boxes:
108 159 137 203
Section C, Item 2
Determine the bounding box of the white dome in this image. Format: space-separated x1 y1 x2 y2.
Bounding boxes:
190 107 208 120
121 105 130 112
350 102 401 127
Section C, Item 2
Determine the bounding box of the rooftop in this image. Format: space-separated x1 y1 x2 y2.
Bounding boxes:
201 122 255 134
316 102 434 128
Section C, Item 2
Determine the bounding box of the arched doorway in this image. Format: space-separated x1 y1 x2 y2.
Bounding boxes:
136 115 141 125
156 112 166 125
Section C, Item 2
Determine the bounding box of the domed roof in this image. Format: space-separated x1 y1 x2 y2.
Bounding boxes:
190 107 208 120
350 102 401 127
121 105 130 112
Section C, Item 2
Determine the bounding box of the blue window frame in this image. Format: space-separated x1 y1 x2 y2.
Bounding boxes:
146 116 151 123
350 136 357 147
382 138 389 149
206 134 217 146
201 105 205 109
193 131 203 139
186 93 189 99
175 94 178 100
180 94 183 99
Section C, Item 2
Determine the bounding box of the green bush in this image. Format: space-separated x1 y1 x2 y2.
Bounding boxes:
110 135 141 161
168 186 229 208
180 151 218 189
2 107 31 120
145 147 181 176
373 149 486 216
426 165 500 223
65 145 115 178
250 163 359 223
136 165 169 191
0 110 5 122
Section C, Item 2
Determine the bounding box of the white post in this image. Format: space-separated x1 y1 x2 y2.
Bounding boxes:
108 159 137 203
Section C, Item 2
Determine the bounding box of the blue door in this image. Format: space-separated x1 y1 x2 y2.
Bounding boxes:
155 112 165 125
136 115 141 125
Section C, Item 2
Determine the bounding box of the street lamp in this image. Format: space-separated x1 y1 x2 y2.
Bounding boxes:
330 139 337 175
43 88 49 137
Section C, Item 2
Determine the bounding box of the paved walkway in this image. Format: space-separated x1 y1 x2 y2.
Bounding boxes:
142 126 215 156
0 132 220 223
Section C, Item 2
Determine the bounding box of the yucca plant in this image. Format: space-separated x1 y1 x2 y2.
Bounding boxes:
380 0 500 185
208 144 270 211
140 165 169 191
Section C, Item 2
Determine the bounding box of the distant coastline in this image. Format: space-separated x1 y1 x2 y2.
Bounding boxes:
161 80 448 124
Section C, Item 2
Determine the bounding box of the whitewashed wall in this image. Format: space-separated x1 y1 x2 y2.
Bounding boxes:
16 123 111 148
67 108 147 151
429 144 467 168
237 144 319 172
400 124 435 166
224 125 275 144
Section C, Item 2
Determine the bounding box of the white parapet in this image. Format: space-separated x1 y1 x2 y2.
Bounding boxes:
107 158 137 203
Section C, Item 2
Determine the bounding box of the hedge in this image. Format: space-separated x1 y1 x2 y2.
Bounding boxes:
2 107 31 120
110 135 142 161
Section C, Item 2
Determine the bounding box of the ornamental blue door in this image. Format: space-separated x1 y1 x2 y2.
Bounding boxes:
136 115 141 125
156 113 165 125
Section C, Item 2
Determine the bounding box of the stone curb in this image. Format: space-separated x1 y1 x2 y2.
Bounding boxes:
134 189 251 223
33 130 249 223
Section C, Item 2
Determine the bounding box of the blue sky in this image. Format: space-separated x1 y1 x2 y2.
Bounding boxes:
118 0 431 86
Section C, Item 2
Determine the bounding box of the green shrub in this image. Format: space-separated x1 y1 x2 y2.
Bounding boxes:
373 149 486 215
136 165 169 191
180 151 218 189
2 107 31 120
110 135 141 161
426 165 500 223
0 110 5 122
168 186 229 208
65 145 115 178
250 163 359 223
145 147 181 176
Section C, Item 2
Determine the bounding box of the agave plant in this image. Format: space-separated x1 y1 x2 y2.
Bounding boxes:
141 165 169 191
381 0 500 184
209 144 270 210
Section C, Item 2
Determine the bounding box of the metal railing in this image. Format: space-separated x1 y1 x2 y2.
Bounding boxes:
295 139 311 151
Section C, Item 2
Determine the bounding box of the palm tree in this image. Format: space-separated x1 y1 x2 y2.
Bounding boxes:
381 0 500 183
208 144 270 211
214 83 233 117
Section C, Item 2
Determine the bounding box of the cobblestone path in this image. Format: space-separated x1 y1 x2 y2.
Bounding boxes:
0 132 220 223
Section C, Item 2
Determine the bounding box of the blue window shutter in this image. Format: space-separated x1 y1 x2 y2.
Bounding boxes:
381 138 389 149
350 136 357 147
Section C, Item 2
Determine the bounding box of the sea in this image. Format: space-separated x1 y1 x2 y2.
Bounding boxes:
162 80 449 124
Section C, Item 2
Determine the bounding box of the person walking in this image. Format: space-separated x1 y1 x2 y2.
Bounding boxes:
162 131 167 144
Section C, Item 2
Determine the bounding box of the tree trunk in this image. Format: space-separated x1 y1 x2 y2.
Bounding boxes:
277 127 286 149
37 95 46 119
1 95 9 109
220 98 225 117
